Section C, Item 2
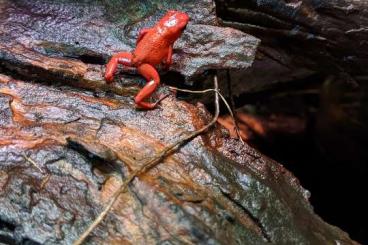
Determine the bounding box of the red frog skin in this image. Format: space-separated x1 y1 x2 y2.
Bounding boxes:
105 10 190 109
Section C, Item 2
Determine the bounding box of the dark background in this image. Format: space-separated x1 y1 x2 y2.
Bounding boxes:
214 1 368 242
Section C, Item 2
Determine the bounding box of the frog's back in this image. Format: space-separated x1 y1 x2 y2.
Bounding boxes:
133 30 170 66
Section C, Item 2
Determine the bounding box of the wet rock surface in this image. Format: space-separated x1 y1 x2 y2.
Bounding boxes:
0 74 358 244
0 0 360 244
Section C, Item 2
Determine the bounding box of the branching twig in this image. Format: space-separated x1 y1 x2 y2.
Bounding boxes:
169 85 244 144
73 75 220 245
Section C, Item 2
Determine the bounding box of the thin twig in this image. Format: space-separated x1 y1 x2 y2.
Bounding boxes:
22 153 44 174
216 91 244 144
168 87 215 94
225 70 244 144
40 174 51 189
169 85 244 144
73 75 220 245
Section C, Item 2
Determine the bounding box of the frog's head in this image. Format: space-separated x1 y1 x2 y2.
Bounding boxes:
159 10 189 39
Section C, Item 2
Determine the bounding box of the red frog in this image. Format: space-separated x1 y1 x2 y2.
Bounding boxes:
105 10 190 109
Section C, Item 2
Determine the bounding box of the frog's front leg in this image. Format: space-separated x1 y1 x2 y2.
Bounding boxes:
136 28 152 45
135 64 167 109
105 52 133 83
163 46 173 70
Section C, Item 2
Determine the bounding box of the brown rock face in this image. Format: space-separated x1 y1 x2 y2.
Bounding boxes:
0 73 357 244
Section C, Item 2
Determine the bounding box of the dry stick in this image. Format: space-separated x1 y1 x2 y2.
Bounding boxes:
22 153 45 173
225 70 244 144
169 86 244 144
73 75 220 245
217 92 245 144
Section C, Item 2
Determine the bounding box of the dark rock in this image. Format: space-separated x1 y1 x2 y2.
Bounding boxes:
0 0 259 81
0 41 140 96
173 24 259 78
216 0 368 93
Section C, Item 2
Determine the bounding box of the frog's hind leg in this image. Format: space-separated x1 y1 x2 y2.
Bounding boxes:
105 52 133 83
135 63 166 109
